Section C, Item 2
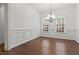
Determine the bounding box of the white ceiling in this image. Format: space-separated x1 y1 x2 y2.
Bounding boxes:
30 3 76 13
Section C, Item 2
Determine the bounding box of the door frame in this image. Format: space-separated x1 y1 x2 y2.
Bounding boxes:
4 3 8 50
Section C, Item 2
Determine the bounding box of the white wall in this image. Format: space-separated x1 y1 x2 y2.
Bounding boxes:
75 4 79 43
40 5 76 40
0 6 5 44
8 3 40 50
0 4 8 50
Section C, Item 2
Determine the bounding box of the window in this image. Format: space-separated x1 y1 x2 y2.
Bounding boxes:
43 24 48 32
56 16 64 32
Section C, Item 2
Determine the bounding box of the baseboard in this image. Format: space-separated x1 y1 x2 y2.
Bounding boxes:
75 40 79 44
40 35 73 40
8 35 40 50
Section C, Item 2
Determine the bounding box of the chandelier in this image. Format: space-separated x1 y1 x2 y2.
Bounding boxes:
45 3 56 22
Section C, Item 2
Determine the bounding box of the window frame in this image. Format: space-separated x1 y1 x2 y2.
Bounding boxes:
56 16 65 33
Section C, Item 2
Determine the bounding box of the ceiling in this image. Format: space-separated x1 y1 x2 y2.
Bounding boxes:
30 3 76 13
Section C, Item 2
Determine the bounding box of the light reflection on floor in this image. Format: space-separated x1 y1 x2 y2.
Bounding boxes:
42 39 50 55
56 42 66 54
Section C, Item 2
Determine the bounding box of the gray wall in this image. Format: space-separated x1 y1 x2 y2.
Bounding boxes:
0 6 5 44
8 3 40 50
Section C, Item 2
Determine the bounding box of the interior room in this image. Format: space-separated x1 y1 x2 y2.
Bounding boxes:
0 3 79 55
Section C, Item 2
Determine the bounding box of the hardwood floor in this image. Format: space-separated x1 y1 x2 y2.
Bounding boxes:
0 43 7 55
8 37 79 55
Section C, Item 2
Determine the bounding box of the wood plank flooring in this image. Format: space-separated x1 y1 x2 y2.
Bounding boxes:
7 37 79 55
0 43 7 55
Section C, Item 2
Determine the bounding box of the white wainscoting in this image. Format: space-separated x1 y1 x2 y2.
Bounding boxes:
40 29 75 40
8 29 40 50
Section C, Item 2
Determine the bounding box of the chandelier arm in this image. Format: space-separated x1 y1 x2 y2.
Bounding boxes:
50 3 52 16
